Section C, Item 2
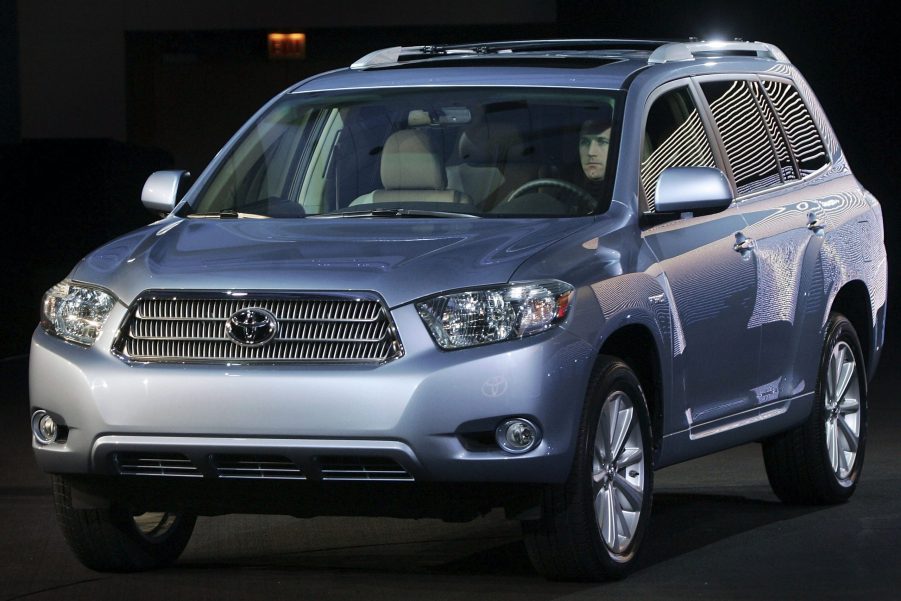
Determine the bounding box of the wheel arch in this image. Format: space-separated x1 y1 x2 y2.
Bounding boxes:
596 323 664 463
829 280 872 375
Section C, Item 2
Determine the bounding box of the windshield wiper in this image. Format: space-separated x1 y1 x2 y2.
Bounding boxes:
187 209 272 219
312 208 480 219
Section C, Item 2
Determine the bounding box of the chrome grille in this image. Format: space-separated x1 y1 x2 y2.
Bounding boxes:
115 292 402 363
115 453 202 478
318 456 414 481
213 455 306 480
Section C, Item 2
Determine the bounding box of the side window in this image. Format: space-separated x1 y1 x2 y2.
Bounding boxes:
701 80 781 196
762 79 829 175
750 80 798 182
640 86 716 212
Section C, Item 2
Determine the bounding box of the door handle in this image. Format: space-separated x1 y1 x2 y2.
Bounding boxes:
807 211 826 235
733 232 755 259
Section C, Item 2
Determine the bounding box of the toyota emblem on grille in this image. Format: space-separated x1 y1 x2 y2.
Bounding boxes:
225 308 278 347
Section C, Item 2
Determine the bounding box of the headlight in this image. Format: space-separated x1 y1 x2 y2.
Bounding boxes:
416 280 573 350
40 280 117 346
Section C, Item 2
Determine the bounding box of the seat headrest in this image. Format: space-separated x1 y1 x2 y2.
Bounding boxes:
458 123 524 164
381 129 446 190
407 110 431 126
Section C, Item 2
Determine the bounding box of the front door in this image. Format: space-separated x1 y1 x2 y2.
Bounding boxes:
638 81 761 433
643 211 761 429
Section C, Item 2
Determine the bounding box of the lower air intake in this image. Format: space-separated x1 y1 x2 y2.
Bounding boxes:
115 453 202 478
318 456 414 481
213 455 306 480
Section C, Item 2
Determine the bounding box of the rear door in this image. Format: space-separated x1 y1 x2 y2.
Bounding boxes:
717 76 832 403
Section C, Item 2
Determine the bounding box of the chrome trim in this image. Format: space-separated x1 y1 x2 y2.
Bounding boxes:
92 436 419 482
213 455 307 480
114 453 203 478
318 456 414 482
688 399 793 440
649 41 788 64
290 84 621 95
112 290 404 365
349 39 662 70
31 410 54 445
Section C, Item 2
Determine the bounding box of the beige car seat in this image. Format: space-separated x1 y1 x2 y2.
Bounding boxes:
351 129 471 205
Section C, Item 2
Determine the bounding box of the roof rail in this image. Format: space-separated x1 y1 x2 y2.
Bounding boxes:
350 39 673 70
648 40 789 64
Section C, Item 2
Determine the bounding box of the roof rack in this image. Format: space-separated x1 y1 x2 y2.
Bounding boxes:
648 40 789 64
350 39 673 70
349 39 790 70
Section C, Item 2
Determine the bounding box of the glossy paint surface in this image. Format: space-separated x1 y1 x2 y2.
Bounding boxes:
31 49 887 485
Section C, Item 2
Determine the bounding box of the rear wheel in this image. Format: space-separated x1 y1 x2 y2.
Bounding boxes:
52 475 196 571
523 356 653 580
763 313 867 504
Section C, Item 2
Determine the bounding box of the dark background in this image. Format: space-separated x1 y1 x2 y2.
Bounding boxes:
1 0 897 358
3 3 900 597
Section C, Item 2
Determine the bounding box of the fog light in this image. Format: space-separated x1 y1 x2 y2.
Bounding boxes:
32 410 58 444
496 418 541 454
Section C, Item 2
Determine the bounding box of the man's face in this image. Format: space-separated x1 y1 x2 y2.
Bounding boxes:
579 128 611 181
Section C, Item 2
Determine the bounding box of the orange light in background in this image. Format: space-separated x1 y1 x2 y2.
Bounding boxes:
268 33 306 60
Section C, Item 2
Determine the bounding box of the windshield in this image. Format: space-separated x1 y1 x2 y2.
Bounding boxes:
189 87 621 218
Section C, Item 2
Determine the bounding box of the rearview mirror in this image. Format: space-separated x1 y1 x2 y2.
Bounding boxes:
654 166 733 214
141 170 191 214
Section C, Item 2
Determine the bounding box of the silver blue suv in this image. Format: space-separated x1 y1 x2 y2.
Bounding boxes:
31 39 887 580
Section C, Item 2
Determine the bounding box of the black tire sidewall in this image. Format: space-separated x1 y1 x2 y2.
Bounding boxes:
574 359 654 574
53 475 197 571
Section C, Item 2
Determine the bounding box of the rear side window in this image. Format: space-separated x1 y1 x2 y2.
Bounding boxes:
762 79 829 175
701 80 781 196
640 86 716 212
750 80 798 182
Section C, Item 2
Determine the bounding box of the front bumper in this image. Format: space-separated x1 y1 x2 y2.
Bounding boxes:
30 303 595 484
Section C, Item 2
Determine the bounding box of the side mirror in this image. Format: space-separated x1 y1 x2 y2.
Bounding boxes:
654 166 733 214
141 170 191 214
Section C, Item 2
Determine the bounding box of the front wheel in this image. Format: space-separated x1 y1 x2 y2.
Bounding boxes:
52 475 197 571
523 357 653 580
762 313 867 504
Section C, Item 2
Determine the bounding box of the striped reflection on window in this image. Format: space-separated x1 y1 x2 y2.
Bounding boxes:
640 86 715 212
751 81 797 181
702 80 781 196
762 79 828 175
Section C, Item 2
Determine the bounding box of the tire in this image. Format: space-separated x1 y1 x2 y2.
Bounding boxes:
523 356 654 581
763 313 867 504
52 475 197 571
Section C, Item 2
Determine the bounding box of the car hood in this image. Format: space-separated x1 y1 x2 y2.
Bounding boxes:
72 217 592 307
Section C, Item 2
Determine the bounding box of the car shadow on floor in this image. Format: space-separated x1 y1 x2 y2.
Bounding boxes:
635 491 827 571
174 490 826 579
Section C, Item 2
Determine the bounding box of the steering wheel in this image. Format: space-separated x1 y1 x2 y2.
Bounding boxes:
497 178 597 213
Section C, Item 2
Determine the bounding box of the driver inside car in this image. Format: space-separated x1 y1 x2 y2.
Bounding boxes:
579 119 611 183
573 108 613 212
493 107 613 215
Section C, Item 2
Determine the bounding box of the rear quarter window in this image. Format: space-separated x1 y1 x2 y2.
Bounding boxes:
761 79 829 175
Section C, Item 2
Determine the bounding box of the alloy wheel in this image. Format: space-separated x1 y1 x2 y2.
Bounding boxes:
824 340 861 481
133 512 179 540
592 391 646 555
